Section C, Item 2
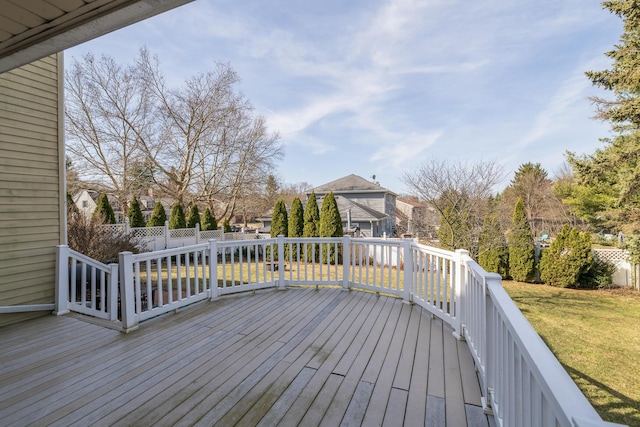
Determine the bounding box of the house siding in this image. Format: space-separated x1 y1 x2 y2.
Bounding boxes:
0 54 64 327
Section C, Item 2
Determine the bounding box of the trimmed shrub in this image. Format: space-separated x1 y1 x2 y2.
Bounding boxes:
223 219 232 233
201 207 217 231
478 214 509 278
187 204 201 229
169 202 186 229
127 196 145 227
92 193 116 224
147 202 167 227
539 224 593 288
579 257 616 289
508 198 536 282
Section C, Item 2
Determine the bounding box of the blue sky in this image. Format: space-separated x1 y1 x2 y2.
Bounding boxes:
66 0 622 195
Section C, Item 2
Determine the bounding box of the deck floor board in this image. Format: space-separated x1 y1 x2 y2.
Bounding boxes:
0 287 489 426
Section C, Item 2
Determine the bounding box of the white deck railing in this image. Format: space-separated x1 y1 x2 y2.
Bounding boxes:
55 236 622 427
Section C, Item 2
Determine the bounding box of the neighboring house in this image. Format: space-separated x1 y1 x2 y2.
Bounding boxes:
73 190 124 223
72 189 169 224
309 174 397 237
396 196 439 239
0 0 194 327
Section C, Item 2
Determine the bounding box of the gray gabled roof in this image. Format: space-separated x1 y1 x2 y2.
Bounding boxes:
310 174 396 196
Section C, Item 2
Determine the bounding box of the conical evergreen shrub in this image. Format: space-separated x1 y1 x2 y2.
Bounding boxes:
127 196 145 227
92 193 116 224
508 198 536 282
147 202 167 227
201 207 217 231
539 225 592 288
187 204 201 228
319 192 343 264
169 202 186 229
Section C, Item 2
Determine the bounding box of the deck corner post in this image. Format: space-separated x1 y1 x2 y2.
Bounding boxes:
453 249 469 340
108 263 119 321
209 239 219 300
54 245 70 315
277 235 286 290
342 235 351 290
402 239 413 303
119 251 138 333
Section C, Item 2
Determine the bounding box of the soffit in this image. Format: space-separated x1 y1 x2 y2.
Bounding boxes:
0 0 193 73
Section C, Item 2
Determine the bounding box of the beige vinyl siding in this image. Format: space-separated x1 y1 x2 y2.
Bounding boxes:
0 54 63 327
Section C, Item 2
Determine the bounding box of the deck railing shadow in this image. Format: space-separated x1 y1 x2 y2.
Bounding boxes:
55 236 624 427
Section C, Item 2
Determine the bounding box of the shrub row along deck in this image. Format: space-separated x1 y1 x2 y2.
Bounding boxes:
36 236 621 426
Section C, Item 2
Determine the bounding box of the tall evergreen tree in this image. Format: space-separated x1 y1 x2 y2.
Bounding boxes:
201 207 217 231
319 192 343 263
566 1 640 232
477 214 509 278
127 196 145 227
270 199 288 238
223 218 232 233
146 201 167 227
169 202 186 229
92 193 116 224
508 198 536 282
187 204 201 228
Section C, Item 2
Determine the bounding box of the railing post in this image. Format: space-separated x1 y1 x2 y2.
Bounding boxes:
402 239 413 303
453 249 469 340
342 235 351 290
482 273 502 414
108 263 119 321
195 223 201 244
209 239 219 300
54 245 70 315
124 217 130 234
277 235 286 290
164 220 170 249
118 251 139 333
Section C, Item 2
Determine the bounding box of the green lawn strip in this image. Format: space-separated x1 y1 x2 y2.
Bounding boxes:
502 281 640 426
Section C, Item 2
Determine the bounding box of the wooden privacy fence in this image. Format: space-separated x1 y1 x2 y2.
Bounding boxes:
55 236 622 427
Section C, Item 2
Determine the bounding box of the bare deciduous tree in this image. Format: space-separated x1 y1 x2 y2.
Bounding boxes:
65 53 150 216
402 158 505 254
65 48 283 222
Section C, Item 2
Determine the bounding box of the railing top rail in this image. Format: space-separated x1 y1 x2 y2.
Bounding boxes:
486 279 603 424
68 248 112 269
130 243 209 261
216 237 276 247
350 237 409 246
411 242 457 259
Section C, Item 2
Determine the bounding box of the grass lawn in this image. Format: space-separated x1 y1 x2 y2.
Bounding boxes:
502 281 640 426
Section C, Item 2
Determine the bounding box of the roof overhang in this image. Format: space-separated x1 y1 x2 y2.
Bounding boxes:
0 0 194 74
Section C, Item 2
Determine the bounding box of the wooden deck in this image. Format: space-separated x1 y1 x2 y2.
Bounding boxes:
0 287 491 426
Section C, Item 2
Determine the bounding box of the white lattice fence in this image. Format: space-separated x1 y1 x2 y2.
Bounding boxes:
592 248 631 287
